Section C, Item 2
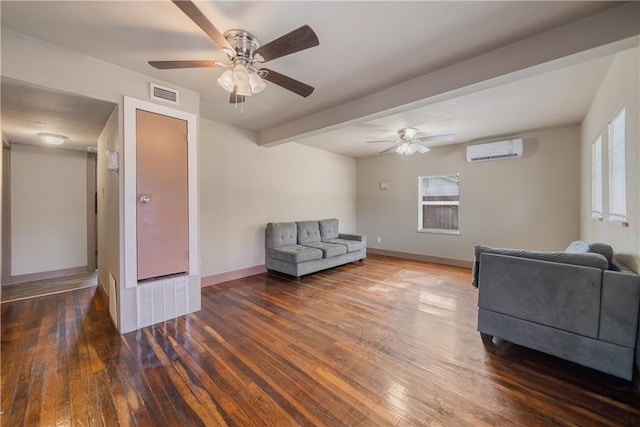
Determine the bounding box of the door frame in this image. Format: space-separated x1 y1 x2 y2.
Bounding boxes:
86 153 97 272
123 97 198 289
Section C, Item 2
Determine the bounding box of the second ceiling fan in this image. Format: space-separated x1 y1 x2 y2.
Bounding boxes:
366 128 455 159
149 0 319 104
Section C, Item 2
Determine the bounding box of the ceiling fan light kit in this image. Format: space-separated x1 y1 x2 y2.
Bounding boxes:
149 0 319 107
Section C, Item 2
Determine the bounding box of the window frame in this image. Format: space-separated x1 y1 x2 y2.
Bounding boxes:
417 173 460 235
607 106 628 225
591 134 603 220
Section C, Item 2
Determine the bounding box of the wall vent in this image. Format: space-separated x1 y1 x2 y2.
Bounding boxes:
150 83 180 105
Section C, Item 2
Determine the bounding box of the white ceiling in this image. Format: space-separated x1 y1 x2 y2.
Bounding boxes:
0 1 628 157
1 78 117 152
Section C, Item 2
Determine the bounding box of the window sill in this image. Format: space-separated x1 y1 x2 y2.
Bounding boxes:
416 229 460 236
607 219 629 227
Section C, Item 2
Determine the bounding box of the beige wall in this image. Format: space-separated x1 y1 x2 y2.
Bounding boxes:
199 118 357 280
10 144 87 275
357 126 582 263
97 108 119 297
581 47 640 271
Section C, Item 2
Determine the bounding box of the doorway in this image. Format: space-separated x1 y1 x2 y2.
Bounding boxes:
0 77 116 295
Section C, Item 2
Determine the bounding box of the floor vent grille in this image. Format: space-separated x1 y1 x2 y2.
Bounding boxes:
137 275 188 328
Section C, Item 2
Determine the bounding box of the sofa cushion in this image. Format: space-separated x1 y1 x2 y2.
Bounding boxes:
268 245 323 263
266 222 297 249
303 241 347 258
325 238 365 253
319 218 340 240
297 221 322 244
566 240 615 269
472 244 609 288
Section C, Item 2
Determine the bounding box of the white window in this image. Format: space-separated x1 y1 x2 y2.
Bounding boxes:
608 107 627 224
591 134 603 220
418 173 460 234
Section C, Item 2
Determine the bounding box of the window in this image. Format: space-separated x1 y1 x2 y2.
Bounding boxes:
418 173 460 234
608 107 627 224
591 134 602 220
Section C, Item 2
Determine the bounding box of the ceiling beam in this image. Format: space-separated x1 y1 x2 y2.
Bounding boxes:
258 2 640 147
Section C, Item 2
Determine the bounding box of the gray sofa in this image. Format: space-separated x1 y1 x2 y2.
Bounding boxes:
265 219 366 279
473 240 640 380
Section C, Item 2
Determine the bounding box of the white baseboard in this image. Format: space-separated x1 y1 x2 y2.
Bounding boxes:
9 265 89 285
201 265 267 287
367 248 473 269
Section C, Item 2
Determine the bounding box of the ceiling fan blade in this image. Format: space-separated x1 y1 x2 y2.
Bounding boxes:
148 60 223 69
253 25 319 63
415 143 431 154
260 68 314 97
378 145 399 155
416 133 455 143
365 139 397 144
172 0 234 56
229 90 245 104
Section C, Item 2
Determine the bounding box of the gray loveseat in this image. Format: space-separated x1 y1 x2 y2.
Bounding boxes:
265 218 366 279
473 240 640 380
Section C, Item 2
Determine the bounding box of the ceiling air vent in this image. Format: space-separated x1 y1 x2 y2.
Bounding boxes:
150 83 179 105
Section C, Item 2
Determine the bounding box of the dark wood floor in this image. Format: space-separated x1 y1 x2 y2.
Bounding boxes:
2 255 640 426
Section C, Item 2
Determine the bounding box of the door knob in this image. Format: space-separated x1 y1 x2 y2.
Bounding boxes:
139 195 151 204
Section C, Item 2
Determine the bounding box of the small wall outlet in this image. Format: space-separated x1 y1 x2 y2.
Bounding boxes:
377 236 382 243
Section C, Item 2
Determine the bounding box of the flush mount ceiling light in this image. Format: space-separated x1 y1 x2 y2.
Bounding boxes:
38 133 68 145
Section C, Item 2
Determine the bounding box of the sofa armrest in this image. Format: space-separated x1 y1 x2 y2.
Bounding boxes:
599 270 640 348
338 233 365 243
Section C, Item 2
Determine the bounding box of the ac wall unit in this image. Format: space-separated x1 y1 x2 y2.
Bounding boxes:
466 138 523 162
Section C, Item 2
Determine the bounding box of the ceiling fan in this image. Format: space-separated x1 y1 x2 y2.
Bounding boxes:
366 127 455 159
149 0 319 105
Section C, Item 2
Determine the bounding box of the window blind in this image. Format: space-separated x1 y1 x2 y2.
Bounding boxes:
608 107 626 222
591 135 602 219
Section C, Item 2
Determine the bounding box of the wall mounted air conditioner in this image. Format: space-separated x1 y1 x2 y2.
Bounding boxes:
466 138 523 162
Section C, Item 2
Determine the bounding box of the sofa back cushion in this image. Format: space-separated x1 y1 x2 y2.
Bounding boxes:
472 244 609 287
319 218 340 240
266 222 297 249
297 221 321 244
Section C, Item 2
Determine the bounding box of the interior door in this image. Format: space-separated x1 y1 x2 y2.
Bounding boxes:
136 109 189 281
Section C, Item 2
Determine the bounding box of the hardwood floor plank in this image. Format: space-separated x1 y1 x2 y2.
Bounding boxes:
3 255 640 425
203 297 393 425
